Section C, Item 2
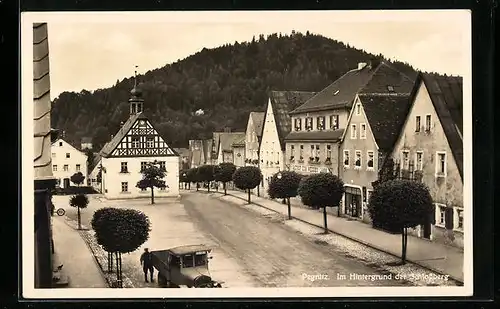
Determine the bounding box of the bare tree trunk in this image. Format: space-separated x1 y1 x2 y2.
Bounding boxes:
257 184 260 197
208 181 210 192
77 207 81 229
150 187 155 204
287 197 292 220
223 182 227 195
323 207 328 234
247 189 251 204
107 252 113 273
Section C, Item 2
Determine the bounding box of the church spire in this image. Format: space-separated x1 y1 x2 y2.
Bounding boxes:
129 65 144 116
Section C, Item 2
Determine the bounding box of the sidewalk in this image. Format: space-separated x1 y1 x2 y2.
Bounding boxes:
208 188 464 283
52 217 108 288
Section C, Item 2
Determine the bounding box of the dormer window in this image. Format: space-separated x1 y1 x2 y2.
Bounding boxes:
355 103 361 115
316 116 325 130
294 118 302 131
330 115 339 130
387 85 394 92
305 117 313 130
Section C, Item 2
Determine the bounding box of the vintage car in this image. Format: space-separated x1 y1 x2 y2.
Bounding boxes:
150 244 223 288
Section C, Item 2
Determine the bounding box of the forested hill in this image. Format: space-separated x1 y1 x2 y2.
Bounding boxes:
51 31 418 151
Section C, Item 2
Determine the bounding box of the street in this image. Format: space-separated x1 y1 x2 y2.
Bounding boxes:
53 192 407 288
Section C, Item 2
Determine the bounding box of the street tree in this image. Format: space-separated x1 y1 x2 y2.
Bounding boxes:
214 162 237 195
298 173 345 234
91 207 115 272
268 171 303 220
197 165 216 192
368 179 433 264
91 207 151 287
187 167 200 191
136 163 167 204
69 194 89 230
232 166 262 204
70 172 85 187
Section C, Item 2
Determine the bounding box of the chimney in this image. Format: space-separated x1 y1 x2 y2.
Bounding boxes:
357 62 367 70
120 121 124 128
110 134 114 139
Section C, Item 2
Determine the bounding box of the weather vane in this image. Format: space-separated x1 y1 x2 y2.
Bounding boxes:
134 65 139 87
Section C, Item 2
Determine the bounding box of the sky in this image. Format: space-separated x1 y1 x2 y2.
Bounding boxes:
23 10 471 100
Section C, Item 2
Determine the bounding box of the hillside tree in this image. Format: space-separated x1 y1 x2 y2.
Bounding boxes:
232 166 262 204
214 162 237 195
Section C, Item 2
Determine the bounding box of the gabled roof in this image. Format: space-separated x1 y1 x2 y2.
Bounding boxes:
290 61 415 115
421 72 463 179
52 138 85 154
232 135 246 147
99 113 146 157
285 129 345 142
267 90 316 150
358 94 414 152
249 112 265 138
89 152 101 172
218 132 246 153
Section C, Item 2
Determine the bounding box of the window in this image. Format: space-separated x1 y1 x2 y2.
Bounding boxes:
52 165 57 172
316 116 325 130
146 137 154 148
141 161 148 172
132 137 140 148
159 161 166 171
402 150 410 169
435 152 447 177
310 145 314 157
121 182 128 192
351 124 357 139
51 153 56 158
326 145 332 159
66 153 70 158
194 253 207 266
415 151 423 170
315 145 320 157
415 116 421 132
63 165 69 171
425 114 432 132
305 117 313 130
456 209 464 230
438 206 446 225
355 103 361 115
330 115 339 130
367 151 374 169
360 123 367 139
299 145 304 159
355 150 362 168
182 254 194 268
290 145 295 160
59 142 63 146
76 164 81 171
294 118 302 131
343 150 350 167
120 162 128 173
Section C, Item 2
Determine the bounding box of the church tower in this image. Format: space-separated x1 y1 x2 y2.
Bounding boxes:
129 65 144 116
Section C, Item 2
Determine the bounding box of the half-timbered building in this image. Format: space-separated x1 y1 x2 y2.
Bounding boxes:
98 75 179 199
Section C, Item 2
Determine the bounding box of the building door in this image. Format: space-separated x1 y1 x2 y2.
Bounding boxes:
63 178 70 188
345 186 362 218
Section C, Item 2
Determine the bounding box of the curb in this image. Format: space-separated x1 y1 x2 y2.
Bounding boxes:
205 191 464 286
61 217 135 288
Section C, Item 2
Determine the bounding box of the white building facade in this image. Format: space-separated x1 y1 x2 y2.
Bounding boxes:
51 138 88 188
98 81 180 199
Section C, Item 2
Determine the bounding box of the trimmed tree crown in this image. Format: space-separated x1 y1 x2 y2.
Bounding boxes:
91 207 151 253
298 173 345 208
69 194 89 209
268 171 303 199
136 165 167 189
70 172 85 185
368 179 434 230
214 163 237 183
232 166 262 190
197 164 216 182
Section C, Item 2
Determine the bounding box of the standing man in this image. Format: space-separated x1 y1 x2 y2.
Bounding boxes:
140 248 154 283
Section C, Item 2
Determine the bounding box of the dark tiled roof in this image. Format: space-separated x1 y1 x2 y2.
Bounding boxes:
285 129 345 142
268 90 316 150
421 73 463 180
90 152 101 171
289 66 377 114
219 132 246 152
359 94 414 152
249 112 265 138
359 62 416 95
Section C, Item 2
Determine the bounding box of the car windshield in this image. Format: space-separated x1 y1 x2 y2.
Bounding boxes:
194 253 207 266
182 254 194 268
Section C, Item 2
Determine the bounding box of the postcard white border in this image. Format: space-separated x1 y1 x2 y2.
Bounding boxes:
21 10 473 299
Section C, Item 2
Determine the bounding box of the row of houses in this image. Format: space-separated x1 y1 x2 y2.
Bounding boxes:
189 59 464 249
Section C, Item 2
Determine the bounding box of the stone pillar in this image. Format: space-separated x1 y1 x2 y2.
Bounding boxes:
33 22 57 288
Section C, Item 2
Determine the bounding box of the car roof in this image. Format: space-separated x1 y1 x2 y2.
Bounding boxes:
167 244 213 256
